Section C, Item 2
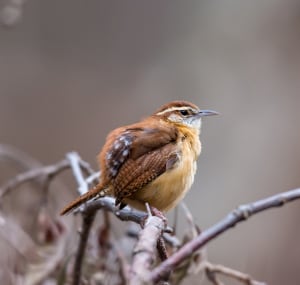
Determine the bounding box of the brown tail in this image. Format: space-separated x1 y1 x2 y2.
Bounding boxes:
60 183 106 215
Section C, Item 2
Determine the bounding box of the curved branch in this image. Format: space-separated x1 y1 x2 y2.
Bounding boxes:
0 159 70 198
0 151 97 198
150 188 300 283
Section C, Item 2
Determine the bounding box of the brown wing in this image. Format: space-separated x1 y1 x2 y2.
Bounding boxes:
102 122 178 180
99 121 179 206
113 143 180 206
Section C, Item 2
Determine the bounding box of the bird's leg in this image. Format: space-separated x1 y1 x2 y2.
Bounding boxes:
149 205 168 225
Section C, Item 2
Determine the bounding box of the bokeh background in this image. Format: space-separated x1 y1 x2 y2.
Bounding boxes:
1 1 300 284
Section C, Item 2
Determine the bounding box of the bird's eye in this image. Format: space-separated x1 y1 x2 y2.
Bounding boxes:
179 110 189 116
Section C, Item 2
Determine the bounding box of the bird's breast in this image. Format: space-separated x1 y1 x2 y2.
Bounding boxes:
125 134 201 212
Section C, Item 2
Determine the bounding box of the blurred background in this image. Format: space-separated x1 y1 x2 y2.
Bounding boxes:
1 1 300 284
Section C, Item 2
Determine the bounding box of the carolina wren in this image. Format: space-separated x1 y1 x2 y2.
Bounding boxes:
60 101 218 215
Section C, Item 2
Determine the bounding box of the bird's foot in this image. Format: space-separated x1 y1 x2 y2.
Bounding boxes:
139 204 168 229
145 204 169 262
150 206 168 225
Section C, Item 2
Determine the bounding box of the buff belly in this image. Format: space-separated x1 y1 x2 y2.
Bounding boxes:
124 153 198 212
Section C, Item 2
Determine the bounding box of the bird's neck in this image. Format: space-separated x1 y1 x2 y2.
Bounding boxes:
177 125 201 159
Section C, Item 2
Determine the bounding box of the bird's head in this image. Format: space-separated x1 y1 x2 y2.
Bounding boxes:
153 100 218 130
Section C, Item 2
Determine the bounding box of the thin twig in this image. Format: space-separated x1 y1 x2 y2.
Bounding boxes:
0 150 98 199
0 159 70 198
149 188 300 283
114 241 130 284
204 261 266 285
66 152 100 285
180 203 196 231
168 202 205 285
73 210 97 285
82 196 148 224
89 199 179 250
163 233 181 249
0 144 42 170
78 159 96 177
67 152 90 195
98 210 111 257
206 268 224 285
0 145 75 284
85 171 101 187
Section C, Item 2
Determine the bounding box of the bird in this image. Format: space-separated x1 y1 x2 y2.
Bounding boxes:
60 100 218 216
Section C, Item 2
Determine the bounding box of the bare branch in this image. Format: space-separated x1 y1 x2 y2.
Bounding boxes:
204 262 266 285
0 212 39 263
72 210 97 285
129 216 165 285
0 150 97 198
0 159 70 198
85 171 101 185
67 152 90 195
24 226 69 285
78 159 97 179
150 188 300 283
0 144 43 170
82 196 148 224
206 268 224 285
65 152 100 285
112 236 131 284
1 148 299 285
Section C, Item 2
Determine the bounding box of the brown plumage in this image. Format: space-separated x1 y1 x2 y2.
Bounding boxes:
60 101 217 215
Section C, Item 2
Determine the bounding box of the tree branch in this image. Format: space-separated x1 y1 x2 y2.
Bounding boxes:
149 188 300 283
204 261 266 285
0 151 97 199
73 209 97 285
0 159 70 198
129 215 165 285
67 152 98 194
82 196 148 224
0 144 43 170
1 148 299 285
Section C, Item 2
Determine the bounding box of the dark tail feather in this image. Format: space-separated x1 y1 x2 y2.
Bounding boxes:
60 183 105 215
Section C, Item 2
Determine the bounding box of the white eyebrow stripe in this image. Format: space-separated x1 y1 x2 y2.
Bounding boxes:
156 106 196 116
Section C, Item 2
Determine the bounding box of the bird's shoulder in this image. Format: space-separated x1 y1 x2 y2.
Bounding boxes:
98 118 179 181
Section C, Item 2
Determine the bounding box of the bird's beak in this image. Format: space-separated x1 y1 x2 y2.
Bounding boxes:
197 110 219 117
